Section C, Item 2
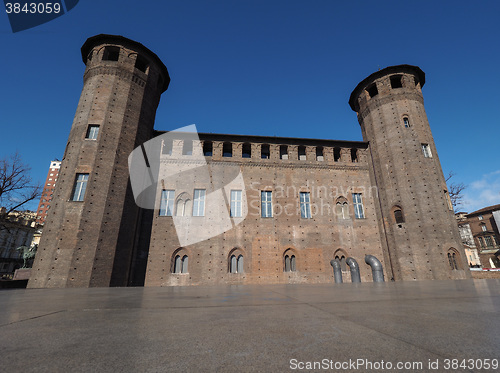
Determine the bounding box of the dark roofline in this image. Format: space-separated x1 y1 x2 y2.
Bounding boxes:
349 64 425 112
81 34 170 93
153 130 369 148
467 204 500 217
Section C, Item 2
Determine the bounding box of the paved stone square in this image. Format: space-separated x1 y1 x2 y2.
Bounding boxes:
1 280 499 372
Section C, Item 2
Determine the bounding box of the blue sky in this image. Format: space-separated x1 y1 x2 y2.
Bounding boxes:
1 0 499 213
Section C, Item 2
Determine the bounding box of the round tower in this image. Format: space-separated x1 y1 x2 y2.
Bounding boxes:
29 35 170 288
349 65 470 281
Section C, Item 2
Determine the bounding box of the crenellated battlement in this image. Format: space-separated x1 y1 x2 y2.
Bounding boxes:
157 132 369 166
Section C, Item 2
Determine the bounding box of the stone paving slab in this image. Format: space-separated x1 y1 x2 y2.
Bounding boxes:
1 280 499 372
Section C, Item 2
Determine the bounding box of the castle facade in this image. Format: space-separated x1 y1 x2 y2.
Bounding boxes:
28 35 470 288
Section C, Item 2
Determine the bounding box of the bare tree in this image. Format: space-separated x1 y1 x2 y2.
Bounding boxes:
0 153 42 230
446 171 467 212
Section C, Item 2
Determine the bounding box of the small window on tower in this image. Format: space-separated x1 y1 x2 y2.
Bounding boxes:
135 55 148 73
403 117 410 128
367 84 378 98
85 125 99 140
390 75 403 89
102 46 120 61
422 144 432 158
394 209 405 224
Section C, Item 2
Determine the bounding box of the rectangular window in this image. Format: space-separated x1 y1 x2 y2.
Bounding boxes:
478 215 483 220
159 190 175 216
86 125 99 140
230 190 242 217
192 189 206 216
485 236 494 247
478 237 485 248
481 225 487 232
300 192 311 219
422 144 432 158
71 173 89 201
261 191 272 218
352 193 365 219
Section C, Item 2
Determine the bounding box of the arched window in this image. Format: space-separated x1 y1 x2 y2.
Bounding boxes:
394 209 404 223
173 254 189 273
403 116 410 128
334 249 348 272
172 249 189 274
237 255 244 273
335 197 349 219
229 249 245 274
175 193 191 217
230 255 237 273
284 249 296 272
447 249 460 270
392 206 405 224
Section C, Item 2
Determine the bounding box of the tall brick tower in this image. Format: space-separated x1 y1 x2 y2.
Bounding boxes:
29 35 169 288
349 65 470 281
